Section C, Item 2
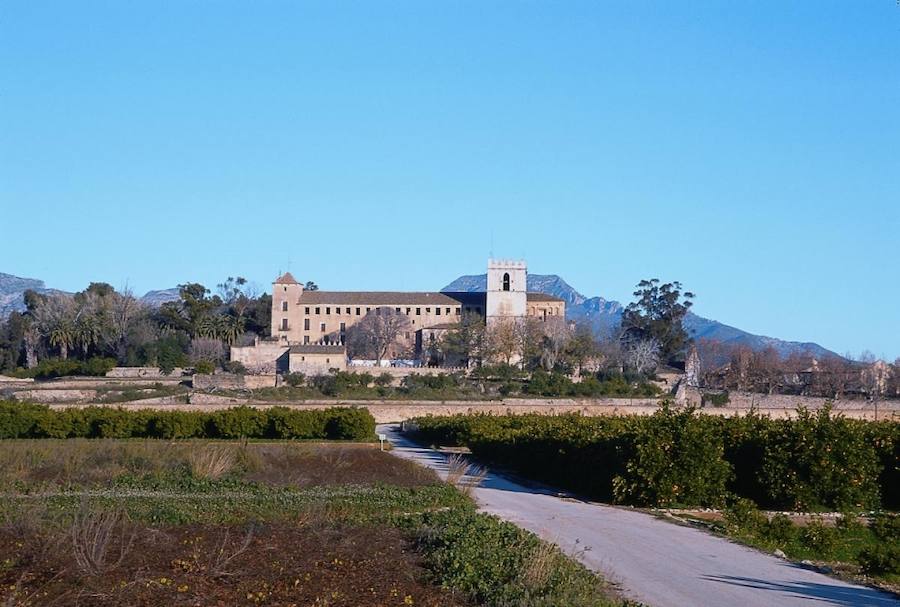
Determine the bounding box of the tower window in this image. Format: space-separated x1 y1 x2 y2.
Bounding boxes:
281 318 288 331
304 318 310 330
282 301 288 312
502 272 510 292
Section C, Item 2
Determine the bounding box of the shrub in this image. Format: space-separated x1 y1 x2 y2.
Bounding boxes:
723 498 767 534
418 509 610 607
870 513 900 543
612 405 732 507
764 514 797 545
284 372 306 387
0 400 375 442
193 360 215 375
761 408 882 511
210 406 268 439
702 391 730 407
324 407 376 441
223 360 248 375
374 373 393 387
409 408 896 511
860 544 900 576
10 357 117 380
799 521 837 555
267 407 327 439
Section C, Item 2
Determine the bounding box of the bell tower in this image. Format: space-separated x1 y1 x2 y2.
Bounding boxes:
485 259 527 326
271 272 303 342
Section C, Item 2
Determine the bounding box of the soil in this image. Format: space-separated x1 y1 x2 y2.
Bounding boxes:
0 522 468 607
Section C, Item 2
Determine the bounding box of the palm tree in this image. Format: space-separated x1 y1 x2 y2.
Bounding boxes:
221 314 245 345
49 320 75 359
75 315 101 358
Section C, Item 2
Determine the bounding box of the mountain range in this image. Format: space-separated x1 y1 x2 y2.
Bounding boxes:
0 271 836 359
0 273 181 317
442 273 836 359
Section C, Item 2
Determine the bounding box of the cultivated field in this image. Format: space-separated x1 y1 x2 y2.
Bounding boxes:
0 438 626 606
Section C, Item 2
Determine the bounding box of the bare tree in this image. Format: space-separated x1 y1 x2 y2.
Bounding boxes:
539 317 572 371
190 338 225 364
485 319 521 366
625 338 661 377
345 307 410 364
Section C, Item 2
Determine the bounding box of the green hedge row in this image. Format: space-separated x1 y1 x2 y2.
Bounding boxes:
410 406 900 511
0 401 376 442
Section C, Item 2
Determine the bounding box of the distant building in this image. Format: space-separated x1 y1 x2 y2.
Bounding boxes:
231 259 565 374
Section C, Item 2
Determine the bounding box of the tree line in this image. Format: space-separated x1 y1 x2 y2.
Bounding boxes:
0 278 271 375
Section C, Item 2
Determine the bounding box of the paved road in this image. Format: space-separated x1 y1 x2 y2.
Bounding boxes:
379 424 899 607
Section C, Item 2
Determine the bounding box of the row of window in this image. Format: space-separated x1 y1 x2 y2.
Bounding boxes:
299 305 483 317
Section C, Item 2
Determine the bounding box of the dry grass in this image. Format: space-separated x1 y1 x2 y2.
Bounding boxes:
188 445 237 480
521 540 558 590
0 440 440 489
444 453 488 496
206 526 255 578
69 508 135 576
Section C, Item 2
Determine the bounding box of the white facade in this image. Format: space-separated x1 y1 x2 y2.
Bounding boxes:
485 259 527 326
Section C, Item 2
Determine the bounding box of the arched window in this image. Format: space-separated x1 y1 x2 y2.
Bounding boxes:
502 272 510 291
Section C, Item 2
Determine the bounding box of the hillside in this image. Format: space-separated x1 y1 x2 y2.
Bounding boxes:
442 273 836 358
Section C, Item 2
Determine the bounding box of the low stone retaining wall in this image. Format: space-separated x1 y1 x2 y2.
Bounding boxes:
106 367 187 378
192 374 277 391
14 389 99 403
45 397 899 422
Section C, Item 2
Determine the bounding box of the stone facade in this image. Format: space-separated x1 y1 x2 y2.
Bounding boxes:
234 259 565 371
288 345 347 375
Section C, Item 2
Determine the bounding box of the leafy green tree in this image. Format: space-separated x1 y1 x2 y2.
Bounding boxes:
622 279 695 363
304 281 319 291
440 312 486 367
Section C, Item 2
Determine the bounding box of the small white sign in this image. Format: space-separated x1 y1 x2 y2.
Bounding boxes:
378 433 387 441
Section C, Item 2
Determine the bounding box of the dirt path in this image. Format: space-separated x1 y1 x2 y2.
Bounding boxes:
379 424 899 607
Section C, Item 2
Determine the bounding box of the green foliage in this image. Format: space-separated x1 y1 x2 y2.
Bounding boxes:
193 360 215 375
143 335 190 374
0 400 375 441
760 408 882 511
621 278 695 362
284 372 306 387
612 405 732 507
411 408 895 511
419 509 617 607
374 372 393 387
702 391 730 407
859 544 900 576
723 498 767 534
523 370 662 398
310 371 373 396
470 364 528 381
11 356 116 379
799 521 837 554
223 360 248 375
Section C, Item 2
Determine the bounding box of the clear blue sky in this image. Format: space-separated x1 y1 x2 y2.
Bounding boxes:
1 2 898 359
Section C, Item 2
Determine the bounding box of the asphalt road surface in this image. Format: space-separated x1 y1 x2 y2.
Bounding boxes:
379 424 899 607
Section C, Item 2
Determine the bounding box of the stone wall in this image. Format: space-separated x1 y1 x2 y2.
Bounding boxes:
105 367 186 378
192 373 277 391
345 365 467 385
229 342 288 374
679 387 896 415
47 395 900 423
